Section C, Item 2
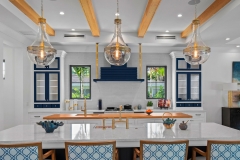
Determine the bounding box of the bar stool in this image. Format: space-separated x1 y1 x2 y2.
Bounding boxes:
0 142 56 160
192 140 240 160
133 140 189 160
65 141 118 160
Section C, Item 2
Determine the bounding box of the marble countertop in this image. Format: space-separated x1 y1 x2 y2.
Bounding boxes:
0 123 238 148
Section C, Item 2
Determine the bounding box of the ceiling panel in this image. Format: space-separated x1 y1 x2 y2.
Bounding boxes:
25 0 89 31
148 0 215 33
92 0 147 32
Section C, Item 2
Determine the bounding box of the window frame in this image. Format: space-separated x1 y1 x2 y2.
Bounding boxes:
70 65 91 99
146 66 167 99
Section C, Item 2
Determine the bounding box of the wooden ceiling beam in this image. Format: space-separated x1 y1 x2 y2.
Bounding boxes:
79 0 100 37
181 0 231 38
9 0 55 36
138 0 162 38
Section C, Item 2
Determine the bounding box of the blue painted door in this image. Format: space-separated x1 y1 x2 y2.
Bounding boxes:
34 72 60 102
34 57 60 70
176 72 201 102
176 58 201 70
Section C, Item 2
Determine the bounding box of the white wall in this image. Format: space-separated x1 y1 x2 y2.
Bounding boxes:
2 45 15 129
64 52 172 109
202 48 240 124
0 38 4 131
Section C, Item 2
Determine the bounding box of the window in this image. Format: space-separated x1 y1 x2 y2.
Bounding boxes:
70 65 91 99
3 59 5 80
146 66 167 99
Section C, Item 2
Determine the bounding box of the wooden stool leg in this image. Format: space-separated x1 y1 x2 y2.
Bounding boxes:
51 150 56 160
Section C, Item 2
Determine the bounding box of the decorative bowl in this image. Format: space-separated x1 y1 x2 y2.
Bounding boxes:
36 121 64 133
146 109 153 115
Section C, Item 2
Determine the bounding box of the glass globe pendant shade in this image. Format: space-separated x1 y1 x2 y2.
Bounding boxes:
104 19 131 66
27 18 56 66
183 19 211 65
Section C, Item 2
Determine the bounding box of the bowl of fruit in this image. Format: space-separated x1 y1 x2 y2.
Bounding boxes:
146 109 153 115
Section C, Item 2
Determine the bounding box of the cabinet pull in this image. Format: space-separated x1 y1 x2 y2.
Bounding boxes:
195 114 201 116
34 116 41 118
190 120 194 121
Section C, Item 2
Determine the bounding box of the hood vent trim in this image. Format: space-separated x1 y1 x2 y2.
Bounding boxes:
93 64 144 82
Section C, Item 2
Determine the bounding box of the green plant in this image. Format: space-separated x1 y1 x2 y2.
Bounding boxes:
154 85 165 98
147 101 153 106
72 66 90 98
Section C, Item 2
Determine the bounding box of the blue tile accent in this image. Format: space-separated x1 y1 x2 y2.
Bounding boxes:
68 145 113 160
0 146 39 160
211 144 240 159
143 143 187 160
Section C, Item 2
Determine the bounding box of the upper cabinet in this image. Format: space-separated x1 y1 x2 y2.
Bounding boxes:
34 72 60 102
176 58 201 70
176 72 201 102
34 57 60 70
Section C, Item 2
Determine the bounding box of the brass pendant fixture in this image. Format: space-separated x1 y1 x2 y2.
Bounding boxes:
27 0 56 66
183 2 211 65
104 0 131 66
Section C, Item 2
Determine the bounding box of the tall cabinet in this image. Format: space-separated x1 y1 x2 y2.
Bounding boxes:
170 52 202 108
33 50 66 108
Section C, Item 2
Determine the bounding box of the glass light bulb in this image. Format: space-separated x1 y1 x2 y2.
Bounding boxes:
104 18 131 66
183 19 210 65
27 18 56 66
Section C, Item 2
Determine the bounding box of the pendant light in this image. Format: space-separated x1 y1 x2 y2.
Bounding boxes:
183 2 211 65
104 0 131 66
27 0 56 66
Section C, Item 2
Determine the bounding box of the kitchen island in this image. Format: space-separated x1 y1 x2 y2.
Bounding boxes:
0 123 239 148
0 123 239 160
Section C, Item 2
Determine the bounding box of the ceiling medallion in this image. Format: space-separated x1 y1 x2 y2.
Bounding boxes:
27 0 57 66
183 2 211 65
104 0 131 66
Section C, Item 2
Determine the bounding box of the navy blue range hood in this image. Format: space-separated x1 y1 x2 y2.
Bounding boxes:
93 64 144 82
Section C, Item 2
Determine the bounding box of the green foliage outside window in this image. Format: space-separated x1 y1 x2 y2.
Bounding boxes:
70 66 91 99
147 66 166 99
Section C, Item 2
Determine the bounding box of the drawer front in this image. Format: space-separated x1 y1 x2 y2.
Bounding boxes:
185 103 194 107
193 103 201 107
42 104 52 108
34 104 42 108
51 104 60 108
176 103 185 107
186 112 206 119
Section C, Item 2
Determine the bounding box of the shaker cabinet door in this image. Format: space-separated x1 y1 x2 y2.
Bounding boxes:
176 72 201 102
34 72 60 102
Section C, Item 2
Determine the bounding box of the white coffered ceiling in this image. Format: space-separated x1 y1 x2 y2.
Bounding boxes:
0 0 240 48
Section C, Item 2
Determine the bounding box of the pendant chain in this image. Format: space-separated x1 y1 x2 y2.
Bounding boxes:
117 0 119 15
41 0 43 18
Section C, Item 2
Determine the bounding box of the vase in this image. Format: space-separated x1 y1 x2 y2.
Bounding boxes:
138 104 142 110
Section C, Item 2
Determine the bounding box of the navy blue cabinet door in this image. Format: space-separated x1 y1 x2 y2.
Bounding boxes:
34 57 60 70
176 72 201 102
34 72 60 102
176 58 201 70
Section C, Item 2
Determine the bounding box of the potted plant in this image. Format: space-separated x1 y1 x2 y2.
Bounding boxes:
147 101 153 110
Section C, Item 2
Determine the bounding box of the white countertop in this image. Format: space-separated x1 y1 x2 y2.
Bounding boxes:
0 123 238 148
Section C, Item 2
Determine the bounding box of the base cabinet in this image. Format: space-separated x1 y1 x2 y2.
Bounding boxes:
222 107 240 130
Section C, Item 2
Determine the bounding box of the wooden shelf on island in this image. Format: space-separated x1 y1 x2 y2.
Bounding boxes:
43 112 192 120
